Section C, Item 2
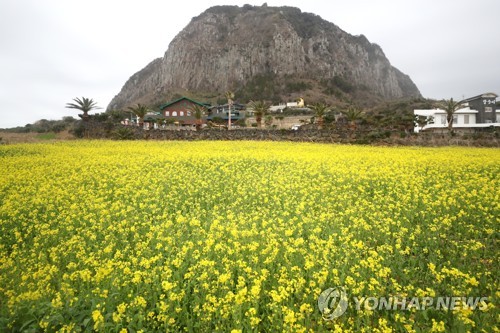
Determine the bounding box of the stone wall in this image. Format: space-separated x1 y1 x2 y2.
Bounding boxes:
143 128 343 142
245 115 311 129
100 123 499 147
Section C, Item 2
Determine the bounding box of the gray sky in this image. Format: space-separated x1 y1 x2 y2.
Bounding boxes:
1 0 499 128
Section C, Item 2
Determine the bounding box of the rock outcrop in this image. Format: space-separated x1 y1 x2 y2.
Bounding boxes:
108 5 420 110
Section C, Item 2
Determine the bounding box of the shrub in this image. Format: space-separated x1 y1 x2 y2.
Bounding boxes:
112 127 135 140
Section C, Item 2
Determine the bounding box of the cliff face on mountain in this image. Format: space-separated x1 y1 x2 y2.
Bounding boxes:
108 5 420 110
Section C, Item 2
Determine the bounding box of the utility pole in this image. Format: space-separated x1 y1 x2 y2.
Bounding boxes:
225 91 234 130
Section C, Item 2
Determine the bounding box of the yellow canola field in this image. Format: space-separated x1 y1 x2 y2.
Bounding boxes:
0 141 498 332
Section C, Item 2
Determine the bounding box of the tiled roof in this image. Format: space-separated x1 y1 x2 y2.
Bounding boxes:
159 97 211 110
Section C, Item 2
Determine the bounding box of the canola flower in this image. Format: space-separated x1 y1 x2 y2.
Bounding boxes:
0 141 498 332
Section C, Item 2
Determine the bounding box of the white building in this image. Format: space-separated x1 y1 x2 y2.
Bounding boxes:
414 107 479 132
269 103 286 112
414 93 500 133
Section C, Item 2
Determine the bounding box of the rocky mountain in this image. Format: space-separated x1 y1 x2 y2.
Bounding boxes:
108 5 421 110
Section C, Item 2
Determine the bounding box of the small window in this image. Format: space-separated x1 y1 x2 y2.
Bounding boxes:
179 111 184 116
441 115 447 125
453 115 458 124
172 111 177 116
464 115 469 124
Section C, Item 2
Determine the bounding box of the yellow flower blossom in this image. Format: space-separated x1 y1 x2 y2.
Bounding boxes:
430 319 446 332
92 310 104 331
0 141 497 332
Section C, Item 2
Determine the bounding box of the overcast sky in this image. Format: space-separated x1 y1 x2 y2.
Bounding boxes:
1 0 499 128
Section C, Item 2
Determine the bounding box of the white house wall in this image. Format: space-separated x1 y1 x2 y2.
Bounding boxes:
414 108 479 132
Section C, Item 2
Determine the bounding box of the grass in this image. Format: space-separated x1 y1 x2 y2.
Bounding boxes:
0 130 73 144
35 132 57 140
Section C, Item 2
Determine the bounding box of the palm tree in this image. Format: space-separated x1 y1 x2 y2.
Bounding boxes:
308 102 330 129
249 100 270 128
65 97 100 121
342 106 364 132
128 104 149 128
188 104 206 131
437 98 463 131
225 91 235 130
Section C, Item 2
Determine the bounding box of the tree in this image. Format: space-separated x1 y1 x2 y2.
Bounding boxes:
249 100 270 128
437 98 463 131
62 116 77 124
188 104 207 131
165 118 176 126
225 91 235 130
128 104 149 128
155 117 165 129
65 97 100 121
414 115 434 132
308 102 330 129
275 115 285 128
264 115 274 127
342 106 364 132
